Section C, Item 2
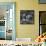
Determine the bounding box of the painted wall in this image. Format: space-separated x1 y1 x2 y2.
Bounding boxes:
0 0 46 40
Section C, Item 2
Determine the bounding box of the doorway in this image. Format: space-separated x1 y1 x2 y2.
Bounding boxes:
0 2 16 40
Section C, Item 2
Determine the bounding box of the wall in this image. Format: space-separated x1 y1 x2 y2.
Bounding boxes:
16 0 35 39
0 0 46 40
16 0 39 40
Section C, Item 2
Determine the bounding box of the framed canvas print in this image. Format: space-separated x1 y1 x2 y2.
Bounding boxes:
39 0 46 4
20 10 34 24
0 2 16 40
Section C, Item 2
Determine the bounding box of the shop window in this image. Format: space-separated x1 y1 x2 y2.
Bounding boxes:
39 11 46 35
39 0 46 4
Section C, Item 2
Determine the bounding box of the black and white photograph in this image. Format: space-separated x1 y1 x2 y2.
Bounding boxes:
20 10 34 24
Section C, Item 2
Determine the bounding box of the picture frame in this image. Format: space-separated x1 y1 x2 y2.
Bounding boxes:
39 0 46 4
20 10 34 24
